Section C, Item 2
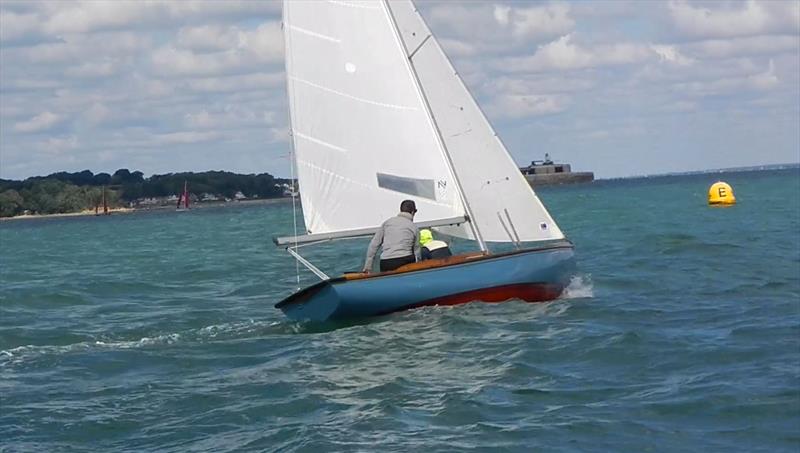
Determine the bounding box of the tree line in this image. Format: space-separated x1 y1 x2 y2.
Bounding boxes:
0 169 290 217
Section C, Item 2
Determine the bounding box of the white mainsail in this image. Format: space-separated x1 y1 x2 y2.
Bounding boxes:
283 0 465 236
282 0 564 244
386 1 565 242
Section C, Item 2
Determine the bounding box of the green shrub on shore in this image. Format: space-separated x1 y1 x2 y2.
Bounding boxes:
0 169 288 217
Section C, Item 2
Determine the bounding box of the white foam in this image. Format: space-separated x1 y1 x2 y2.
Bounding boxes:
560 274 594 299
0 320 288 367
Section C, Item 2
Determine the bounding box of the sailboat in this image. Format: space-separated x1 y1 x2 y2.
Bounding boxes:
274 0 576 321
176 181 190 211
96 185 109 216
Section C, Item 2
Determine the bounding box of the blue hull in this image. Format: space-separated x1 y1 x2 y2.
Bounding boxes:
276 242 576 322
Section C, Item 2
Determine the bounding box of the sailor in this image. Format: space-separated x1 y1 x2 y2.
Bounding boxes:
419 229 452 260
362 200 420 273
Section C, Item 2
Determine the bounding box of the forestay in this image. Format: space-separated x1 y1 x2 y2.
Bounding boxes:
283 0 466 236
386 1 565 242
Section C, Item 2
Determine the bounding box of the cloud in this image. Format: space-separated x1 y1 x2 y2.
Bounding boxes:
11 31 151 64
13 111 63 133
492 3 574 40
151 22 282 78
499 34 652 72
651 45 693 66
487 93 568 119
42 1 279 36
0 10 46 44
183 105 277 130
673 59 779 96
424 2 575 56
177 25 241 52
39 135 79 154
153 131 224 145
668 0 800 39
183 72 284 94
684 35 800 60
438 38 477 57
65 60 119 78
1 1 798 180
82 103 112 125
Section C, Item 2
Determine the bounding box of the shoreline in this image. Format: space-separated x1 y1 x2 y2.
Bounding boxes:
1 207 135 221
0 197 293 221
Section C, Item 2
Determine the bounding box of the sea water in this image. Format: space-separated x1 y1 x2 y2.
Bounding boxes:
1 168 798 452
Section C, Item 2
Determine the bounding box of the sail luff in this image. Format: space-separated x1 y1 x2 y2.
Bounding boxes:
382 0 487 252
282 2 305 235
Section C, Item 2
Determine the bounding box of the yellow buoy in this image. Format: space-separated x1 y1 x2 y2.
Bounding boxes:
708 181 736 205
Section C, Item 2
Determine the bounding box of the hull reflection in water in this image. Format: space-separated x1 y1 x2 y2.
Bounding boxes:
276 242 575 322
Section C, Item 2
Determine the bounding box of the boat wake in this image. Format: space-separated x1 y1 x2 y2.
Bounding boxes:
560 274 594 299
0 319 287 367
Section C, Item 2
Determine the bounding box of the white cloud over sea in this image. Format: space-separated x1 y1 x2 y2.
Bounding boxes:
1 0 798 180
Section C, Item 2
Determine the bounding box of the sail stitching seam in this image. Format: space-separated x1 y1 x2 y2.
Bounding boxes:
288 25 341 43
289 75 418 111
294 131 348 153
328 0 381 10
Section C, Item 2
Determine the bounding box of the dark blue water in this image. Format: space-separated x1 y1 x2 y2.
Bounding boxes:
2 169 799 452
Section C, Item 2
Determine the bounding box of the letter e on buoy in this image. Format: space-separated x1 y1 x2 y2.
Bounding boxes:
708 181 736 205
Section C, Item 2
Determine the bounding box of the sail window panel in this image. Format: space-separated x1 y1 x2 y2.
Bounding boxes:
376 173 436 200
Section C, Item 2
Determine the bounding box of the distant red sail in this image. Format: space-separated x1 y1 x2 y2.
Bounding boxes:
183 181 189 209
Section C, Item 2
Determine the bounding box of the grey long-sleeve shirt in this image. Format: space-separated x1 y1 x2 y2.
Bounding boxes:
363 212 420 271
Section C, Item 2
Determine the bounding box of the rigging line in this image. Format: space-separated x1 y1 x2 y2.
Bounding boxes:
284 3 301 288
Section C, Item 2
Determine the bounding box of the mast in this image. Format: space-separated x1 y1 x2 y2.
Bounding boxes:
183 181 189 209
382 0 487 252
102 185 108 215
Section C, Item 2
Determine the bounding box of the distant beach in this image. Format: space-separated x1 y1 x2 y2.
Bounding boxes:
0 197 293 222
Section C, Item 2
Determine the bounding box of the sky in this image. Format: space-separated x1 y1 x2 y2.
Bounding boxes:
1 0 798 180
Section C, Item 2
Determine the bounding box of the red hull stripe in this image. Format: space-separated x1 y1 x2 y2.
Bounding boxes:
389 283 564 314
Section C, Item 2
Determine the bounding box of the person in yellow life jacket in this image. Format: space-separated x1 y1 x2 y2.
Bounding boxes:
419 229 452 260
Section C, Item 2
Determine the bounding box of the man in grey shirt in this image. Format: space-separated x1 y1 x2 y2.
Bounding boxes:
362 200 420 273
